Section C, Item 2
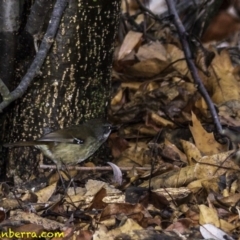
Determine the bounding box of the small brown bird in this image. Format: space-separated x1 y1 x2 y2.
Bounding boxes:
4 119 115 168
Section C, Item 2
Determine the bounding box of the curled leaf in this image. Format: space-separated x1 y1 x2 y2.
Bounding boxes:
107 162 123 185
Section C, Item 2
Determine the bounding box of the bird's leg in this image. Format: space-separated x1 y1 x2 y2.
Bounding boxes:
55 162 67 192
58 160 78 194
52 159 71 193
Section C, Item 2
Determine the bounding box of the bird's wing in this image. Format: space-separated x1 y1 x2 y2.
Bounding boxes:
38 126 85 144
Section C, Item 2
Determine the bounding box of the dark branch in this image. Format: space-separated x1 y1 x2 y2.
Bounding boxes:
165 0 223 134
40 164 151 171
0 0 69 112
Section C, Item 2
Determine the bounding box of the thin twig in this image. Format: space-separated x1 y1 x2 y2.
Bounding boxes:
40 164 151 171
165 0 222 134
0 0 69 112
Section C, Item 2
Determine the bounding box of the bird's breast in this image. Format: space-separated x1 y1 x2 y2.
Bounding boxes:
35 136 103 165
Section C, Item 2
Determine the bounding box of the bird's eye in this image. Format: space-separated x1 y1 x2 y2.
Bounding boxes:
73 138 84 144
102 125 111 134
103 127 110 133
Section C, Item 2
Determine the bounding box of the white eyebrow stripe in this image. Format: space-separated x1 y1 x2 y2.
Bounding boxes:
73 137 84 144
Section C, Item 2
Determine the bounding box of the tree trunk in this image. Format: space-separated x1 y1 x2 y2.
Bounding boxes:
0 0 22 176
1 0 120 184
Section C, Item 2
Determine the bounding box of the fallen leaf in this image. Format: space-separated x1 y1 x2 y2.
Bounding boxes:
189 112 227 155
199 205 220 227
118 31 142 60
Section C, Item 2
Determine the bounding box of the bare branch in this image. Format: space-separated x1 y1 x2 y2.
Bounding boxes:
40 164 151 171
165 0 223 134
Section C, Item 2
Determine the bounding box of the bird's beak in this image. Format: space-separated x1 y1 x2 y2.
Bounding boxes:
110 125 119 132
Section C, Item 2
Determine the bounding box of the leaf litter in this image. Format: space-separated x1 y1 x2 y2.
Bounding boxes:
3 1 240 240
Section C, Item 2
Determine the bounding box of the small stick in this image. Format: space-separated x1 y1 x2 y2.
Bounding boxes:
40 164 151 171
165 0 223 134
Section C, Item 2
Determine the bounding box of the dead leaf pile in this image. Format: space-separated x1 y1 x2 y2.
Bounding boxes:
2 1 240 240
108 2 240 239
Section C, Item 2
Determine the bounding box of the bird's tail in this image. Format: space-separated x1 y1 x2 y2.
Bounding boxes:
4 141 46 147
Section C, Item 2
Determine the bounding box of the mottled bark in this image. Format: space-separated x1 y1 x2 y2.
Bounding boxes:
2 0 120 183
25 0 52 36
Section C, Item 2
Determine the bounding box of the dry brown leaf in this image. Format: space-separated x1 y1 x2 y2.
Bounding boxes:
200 178 220 193
21 191 38 203
185 209 199 225
89 188 107 210
140 191 169 210
10 210 64 230
181 140 202 165
149 112 175 128
118 31 142 60
136 41 169 62
164 139 187 163
13 224 45 238
93 219 142 240
230 179 238 194
92 225 109 240
121 0 140 15
65 181 124 209
111 88 124 106
125 58 169 78
122 123 158 137
121 82 142 90
213 193 240 207
85 180 106 196
100 203 148 225
189 112 227 155
194 97 209 117
116 141 150 166
144 149 239 189
166 44 192 80
0 198 20 210
194 150 239 179
210 49 240 104
0 209 6 222
64 188 86 208
220 219 236 233
35 182 57 203
48 169 77 184
153 187 191 202
199 204 220 227
218 100 240 125
134 14 145 24
141 166 197 189
165 218 193 234
71 230 93 240
187 177 220 193
108 133 129 158
195 47 215 75
138 125 158 136
187 178 209 193
139 81 161 92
